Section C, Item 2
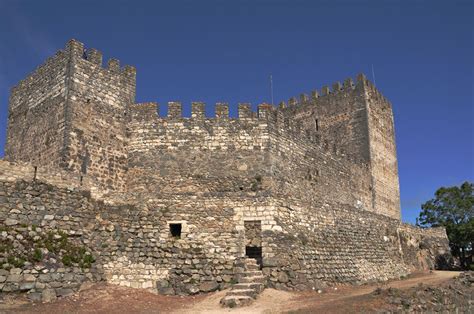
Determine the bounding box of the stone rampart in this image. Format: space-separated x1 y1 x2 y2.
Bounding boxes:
0 163 451 297
127 102 271 197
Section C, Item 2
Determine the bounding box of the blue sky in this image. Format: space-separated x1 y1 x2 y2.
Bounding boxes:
0 0 472 223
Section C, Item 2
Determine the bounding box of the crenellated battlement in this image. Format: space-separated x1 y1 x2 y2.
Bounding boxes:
278 74 368 108
129 101 274 121
11 40 135 95
128 73 390 130
272 74 388 114
66 39 136 79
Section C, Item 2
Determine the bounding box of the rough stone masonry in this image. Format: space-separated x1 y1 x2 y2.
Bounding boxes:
0 39 452 300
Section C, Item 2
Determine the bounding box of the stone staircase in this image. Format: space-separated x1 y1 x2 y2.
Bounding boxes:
220 258 266 308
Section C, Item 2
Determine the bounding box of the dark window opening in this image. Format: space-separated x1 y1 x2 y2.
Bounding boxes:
315 119 319 131
170 223 182 238
81 151 90 175
246 246 263 269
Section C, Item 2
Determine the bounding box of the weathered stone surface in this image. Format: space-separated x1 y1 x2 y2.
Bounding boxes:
5 218 18 226
6 275 23 283
56 288 74 297
19 282 35 291
41 288 57 302
199 281 219 292
277 272 289 283
27 292 42 301
185 284 200 294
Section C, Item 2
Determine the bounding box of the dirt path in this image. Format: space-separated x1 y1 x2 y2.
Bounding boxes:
276 271 462 313
172 271 461 314
0 271 461 314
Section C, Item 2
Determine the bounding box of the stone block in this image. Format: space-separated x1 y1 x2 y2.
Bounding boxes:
56 288 74 297
41 288 57 302
5 218 18 226
199 280 219 292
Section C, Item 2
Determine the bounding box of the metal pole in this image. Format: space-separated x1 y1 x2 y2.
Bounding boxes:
371 64 376 87
270 74 274 105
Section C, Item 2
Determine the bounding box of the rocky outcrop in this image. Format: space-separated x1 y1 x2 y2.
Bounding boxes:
374 272 473 312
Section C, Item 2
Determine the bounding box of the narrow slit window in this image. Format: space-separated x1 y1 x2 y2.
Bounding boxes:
169 223 182 238
315 119 319 131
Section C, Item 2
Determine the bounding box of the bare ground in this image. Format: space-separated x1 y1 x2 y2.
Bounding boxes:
0 271 462 314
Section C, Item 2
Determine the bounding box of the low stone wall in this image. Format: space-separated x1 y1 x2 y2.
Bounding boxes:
259 200 452 291
398 223 452 270
0 163 452 300
0 160 108 200
0 266 96 302
261 200 408 291
0 174 265 296
0 218 100 301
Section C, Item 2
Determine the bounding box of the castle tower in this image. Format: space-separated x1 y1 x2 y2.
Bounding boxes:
361 75 401 219
274 75 401 219
5 39 136 191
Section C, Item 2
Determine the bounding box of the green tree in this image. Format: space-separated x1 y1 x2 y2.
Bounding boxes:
416 182 473 268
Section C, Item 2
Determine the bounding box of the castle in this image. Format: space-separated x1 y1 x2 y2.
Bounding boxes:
0 39 451 303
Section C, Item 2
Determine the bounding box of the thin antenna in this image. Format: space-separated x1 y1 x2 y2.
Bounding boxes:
371 64 376 87
270 74 274 105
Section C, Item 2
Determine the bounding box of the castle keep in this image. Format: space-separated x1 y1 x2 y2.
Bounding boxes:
0 39 451 303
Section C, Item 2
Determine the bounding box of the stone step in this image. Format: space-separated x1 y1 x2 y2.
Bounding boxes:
226 288 258 298
239 276 266 284
244 258 258 265
241 270 263 277
233 282 264 293
220 295 253 308
245 264 260 271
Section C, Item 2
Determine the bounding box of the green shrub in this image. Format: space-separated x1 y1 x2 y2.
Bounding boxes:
81 254 95 268
7 256 25 268
62 255 73 267
32 248 43 262
0 226 95 270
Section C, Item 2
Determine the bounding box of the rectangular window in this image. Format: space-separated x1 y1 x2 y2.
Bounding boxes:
169 223 182 238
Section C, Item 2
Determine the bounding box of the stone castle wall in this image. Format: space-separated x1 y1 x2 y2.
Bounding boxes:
0 162 274 295
4 39 399 220
127 102 271 198
0 163 450 297
262 198 452 290
265 109 374 212
0 39 452 300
